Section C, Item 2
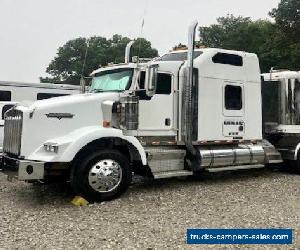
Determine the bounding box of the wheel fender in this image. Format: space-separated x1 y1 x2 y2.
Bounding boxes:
30 126 147 165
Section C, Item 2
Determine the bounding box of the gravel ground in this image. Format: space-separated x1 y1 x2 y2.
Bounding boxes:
0 167 299 250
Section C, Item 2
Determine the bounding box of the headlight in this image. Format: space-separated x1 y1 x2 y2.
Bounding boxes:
44 143 59 153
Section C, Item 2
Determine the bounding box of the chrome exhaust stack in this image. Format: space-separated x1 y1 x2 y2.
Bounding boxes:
184 20 198 143
125 41 135 63
182 20 201 171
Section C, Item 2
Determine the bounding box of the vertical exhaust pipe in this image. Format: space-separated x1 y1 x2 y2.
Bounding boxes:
185 20 198 143
125 41 135 63
183 20 201 171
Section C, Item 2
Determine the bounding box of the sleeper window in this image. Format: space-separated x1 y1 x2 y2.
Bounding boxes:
225 85 242 110
213 53 243 66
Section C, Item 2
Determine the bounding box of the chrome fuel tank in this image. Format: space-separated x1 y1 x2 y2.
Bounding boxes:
199 145 265 168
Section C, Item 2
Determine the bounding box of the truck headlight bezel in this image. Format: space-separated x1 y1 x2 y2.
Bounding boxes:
44 143 59 153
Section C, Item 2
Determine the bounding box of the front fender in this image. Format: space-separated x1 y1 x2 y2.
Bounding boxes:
28 126 147 165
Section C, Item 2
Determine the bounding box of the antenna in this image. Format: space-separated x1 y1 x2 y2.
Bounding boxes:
81 38 90 77
80 38 90 93
137 0 149 60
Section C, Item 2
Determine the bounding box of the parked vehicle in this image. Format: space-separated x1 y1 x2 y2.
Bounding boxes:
0 81 80 151
261 70 300 170
0 21 298 202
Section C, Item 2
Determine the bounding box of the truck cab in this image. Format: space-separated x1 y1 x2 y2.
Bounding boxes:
262 70 300 165
0 22 284 202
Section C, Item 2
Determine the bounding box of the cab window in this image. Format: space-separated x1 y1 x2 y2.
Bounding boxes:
156 73 172 94
138 71 146 89
138 72 171 95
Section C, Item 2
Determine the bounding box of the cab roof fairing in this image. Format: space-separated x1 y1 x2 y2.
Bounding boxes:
190 48 260 83
90 63 146 76
89 48 222 77
89 48 259 78
89 60 173 77
160 48 256 59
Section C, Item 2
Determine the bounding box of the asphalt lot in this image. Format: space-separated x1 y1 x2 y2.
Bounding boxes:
0 167 299 249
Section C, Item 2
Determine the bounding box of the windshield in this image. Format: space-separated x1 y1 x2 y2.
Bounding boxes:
90 68 134 92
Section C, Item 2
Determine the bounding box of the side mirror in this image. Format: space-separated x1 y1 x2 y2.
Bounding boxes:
145 64 158 96
80 77 86 93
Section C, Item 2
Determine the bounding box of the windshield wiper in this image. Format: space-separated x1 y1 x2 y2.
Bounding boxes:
91 89 105 93
91 89 122 93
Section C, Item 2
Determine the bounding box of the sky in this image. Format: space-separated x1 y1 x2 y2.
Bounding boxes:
0 0 280 83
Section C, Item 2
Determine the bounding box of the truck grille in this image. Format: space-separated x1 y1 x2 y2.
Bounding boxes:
3 109 23 155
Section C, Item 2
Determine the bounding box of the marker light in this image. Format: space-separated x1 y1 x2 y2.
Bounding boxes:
103 120 110 128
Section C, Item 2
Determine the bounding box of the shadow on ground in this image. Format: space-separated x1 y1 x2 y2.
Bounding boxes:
6 166 292 208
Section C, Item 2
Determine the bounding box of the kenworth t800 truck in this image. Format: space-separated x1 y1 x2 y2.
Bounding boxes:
1 22 298 202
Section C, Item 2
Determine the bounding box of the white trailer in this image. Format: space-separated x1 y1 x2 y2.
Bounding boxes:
0 81 80 150
1 22 295 202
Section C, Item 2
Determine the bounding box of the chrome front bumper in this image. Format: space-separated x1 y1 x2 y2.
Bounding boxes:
1 155 45 181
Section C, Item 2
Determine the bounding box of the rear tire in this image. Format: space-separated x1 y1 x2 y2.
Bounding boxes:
70 149 132 202
295 153 300 174
285 154 300 174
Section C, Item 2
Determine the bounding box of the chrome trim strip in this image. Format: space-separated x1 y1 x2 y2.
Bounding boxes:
3 109 22 155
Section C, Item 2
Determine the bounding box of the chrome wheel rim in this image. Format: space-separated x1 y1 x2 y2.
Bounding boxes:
88 159 122 193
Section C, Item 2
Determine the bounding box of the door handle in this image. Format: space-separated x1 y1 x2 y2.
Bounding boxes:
165 118 171 126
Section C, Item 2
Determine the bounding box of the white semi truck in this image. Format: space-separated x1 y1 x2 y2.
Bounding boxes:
0 21 299 202
261 70 300 164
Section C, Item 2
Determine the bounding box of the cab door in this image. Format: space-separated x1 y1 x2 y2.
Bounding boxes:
137 71 176 136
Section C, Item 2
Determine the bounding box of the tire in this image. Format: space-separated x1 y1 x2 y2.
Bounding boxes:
285 153 300 174
294 153 300 174
70 149 132 202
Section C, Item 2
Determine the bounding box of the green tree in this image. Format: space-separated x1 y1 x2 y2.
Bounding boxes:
41 35 158 85
268 0 300 70
199 15 278 72
200 15 252 49
198 0 300 73
270 0 300 39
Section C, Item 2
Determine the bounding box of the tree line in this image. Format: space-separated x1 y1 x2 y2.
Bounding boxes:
41 0 299 85
199 0 300 73
40 35 158 84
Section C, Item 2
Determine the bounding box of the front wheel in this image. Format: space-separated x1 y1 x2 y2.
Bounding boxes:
70 149 132 202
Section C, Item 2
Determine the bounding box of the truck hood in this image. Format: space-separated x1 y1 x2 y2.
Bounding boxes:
19 92 120 157
29 92 119 111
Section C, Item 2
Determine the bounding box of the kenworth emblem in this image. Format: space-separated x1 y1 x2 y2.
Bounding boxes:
45 113 74 120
